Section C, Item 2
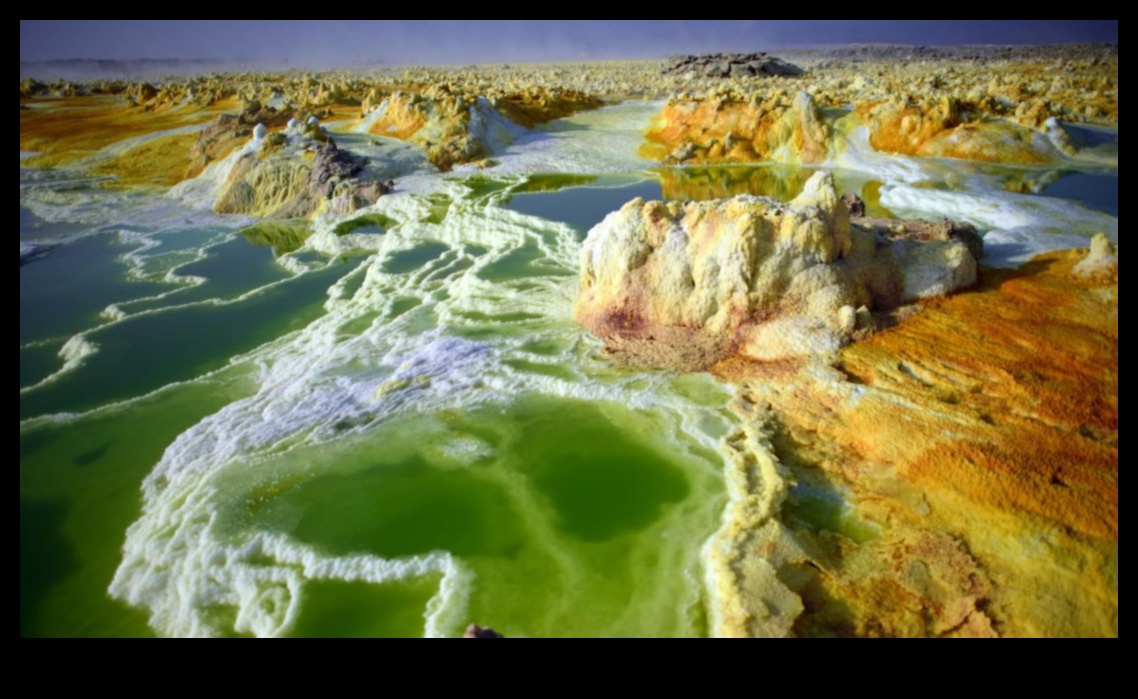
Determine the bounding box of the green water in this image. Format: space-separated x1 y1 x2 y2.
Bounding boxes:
477 240 574 281
123 236 292 314
20 371 252 637
214 395 722 638
505 179 663 237
502 168 902 236
240 219 313 255
18 217 348 637
290 578 440 638
20 234 169 346
334 212 399 237
20 340 64 389
20 178 735 638
20 259 346 420
382 242 449 274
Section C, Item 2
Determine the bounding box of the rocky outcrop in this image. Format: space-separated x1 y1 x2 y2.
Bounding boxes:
575 172 979 370
643 90 1081 167
644 90 829 165
187 103 297 178
583 204 1116 637
462 624 504 638
129 82 158 105
366 90 489 171
663 53 804 79
492 88 603 128
214 140 391 218
20 78 46 100
364 86 601 171
1073 233 1119 279
852 97 1064 164
19 46 1115 191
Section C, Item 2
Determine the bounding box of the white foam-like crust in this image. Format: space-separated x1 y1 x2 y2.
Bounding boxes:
830 124 938 184
21 163 248 248
104 191 736 637
266 92 288 112
485 100 662 176
879 183 1118 267
351 101 389 135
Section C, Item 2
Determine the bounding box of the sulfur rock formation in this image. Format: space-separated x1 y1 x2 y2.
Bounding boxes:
576 177 1116 638
1073 233 1118 279
363 87 601 171
644 90 829 165
851 97 1070 163
576 172 978 370
575 175 1116 638
214 135 391 219
711 243 1118 638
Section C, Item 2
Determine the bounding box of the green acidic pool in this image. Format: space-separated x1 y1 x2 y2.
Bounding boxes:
212 395 723 638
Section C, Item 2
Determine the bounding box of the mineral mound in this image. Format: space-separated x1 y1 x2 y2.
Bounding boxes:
575 172 979 370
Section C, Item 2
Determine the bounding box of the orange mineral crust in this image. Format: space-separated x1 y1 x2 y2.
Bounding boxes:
642 92 828 165
842 254 1117 538
20 95 230 169
718 249 1117 636
854 98 1054 164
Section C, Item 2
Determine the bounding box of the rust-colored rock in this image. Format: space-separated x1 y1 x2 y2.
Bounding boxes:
643 90 828 165
852 97 1062 163
712 247 1118 637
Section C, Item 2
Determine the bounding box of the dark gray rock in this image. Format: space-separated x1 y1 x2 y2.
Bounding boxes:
309 141 392 209
463 624 504 639
309 140 367 199
664 52 804 79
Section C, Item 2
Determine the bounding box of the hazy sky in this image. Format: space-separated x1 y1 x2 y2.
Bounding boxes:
20 20 1119 65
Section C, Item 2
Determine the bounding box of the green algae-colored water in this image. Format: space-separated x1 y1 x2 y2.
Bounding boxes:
209 396 723 637
19 177 734 638
21 374 251 637
20 153 1119 637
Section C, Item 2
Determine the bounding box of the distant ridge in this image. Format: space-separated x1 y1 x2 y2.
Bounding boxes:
777 41 1117 62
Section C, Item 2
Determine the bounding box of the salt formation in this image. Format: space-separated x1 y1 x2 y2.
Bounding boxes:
1073 233 1119 278
575 172 979 369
